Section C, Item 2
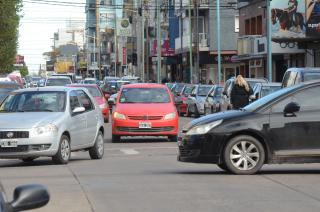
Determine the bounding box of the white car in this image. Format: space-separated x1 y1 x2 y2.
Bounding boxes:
45 76 72 86
0 86 105 164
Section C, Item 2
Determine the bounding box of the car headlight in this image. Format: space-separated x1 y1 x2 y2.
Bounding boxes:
99 103 108 109
164 112 176 120
186 120 223 135
113 112 126 120
31 124 58 136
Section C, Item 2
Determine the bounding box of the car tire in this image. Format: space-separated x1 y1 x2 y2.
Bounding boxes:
194 105 200 118
21 157 38 163
223 135 265 175
168 135 178 142
52 135 71 164
112 134 121 143
89 131 104 159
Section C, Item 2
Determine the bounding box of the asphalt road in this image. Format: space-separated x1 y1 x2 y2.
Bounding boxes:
1 117 320 212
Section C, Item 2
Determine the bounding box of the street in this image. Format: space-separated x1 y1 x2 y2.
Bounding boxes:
1 116 320 212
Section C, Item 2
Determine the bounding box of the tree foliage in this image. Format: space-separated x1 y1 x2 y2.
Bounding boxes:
20 66 28 77
0 0 22 74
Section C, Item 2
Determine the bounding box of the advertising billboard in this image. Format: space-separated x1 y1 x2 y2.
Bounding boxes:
99 7 115 30
271 0 306 38
117 19 132 37
306 0 320 36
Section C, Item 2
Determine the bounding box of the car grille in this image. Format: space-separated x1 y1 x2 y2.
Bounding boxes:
0 131 29 139
117 126 174 132
0 145 29 153
127 115 163 120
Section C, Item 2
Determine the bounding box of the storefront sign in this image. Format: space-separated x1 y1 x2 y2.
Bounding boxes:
152 39 175 57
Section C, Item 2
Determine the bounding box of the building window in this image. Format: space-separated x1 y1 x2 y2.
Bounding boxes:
245 19 250 35
235 16 239 32
257 15 262 35
251 17 256 35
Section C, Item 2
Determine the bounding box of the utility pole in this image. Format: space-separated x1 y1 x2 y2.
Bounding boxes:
188 0 193 83
93 31 96 79
217 0 221 84
114 13 118 77
141 3 145 82
156 0 161 83
195 0 199 83
267 0 272 81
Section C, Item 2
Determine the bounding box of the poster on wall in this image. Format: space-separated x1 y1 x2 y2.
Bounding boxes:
306 0 320 36
271 0 306 38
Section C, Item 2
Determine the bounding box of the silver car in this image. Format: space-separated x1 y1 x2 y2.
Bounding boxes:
0 87 105 164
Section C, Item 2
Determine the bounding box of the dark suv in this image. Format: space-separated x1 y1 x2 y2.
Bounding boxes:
282 67 320 88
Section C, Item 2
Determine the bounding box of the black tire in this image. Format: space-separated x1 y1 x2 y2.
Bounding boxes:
194 105 200 118
223 135 265 175
52 135 71 164
21 157 37 162
112 134 121 143
168 135 178 142
89 131 104 159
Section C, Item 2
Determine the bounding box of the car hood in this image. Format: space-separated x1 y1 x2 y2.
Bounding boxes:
0 112 63 129
116 103 176 115
183 110 249 131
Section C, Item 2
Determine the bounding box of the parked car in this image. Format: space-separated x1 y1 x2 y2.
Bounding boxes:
220 77 268 111
0 81 20 103
178 80 320 174
282 67 320 88
186 84 213 117
0 183 49 212
112 83 178 142
170 83 185 96
165 82 175 90
204 85 223 115
175 84 194 116
45 76 72 86
83 78 100 85
0 87 105 164
251 82 282 101
66 84 110 123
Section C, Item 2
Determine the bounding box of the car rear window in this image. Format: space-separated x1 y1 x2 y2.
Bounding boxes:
198 86 212 96
119 88 170 103
46 78 71 86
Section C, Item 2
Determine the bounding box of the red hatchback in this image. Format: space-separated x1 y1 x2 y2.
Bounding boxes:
67 84 110 122
112 83 179 142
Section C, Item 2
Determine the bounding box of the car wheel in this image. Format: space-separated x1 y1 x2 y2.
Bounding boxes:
21 157 38 163
168 135 178 142
52 135 71 164
89 131 104 159
112 134 121 143
194 105 200 118
223 135 265 175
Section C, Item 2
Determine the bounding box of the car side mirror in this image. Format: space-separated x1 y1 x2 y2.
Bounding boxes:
10 184 50 211
72 107 85 114
284 102 300 117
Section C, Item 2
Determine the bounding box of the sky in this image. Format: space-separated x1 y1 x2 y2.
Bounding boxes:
18 0 86 73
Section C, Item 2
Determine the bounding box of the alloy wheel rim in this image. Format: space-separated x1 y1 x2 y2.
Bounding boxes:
61 139 70 161
230 141 260 171
97 134 104 155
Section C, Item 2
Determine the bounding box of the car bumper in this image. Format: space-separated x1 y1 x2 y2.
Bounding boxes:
0 135 60 159
177 133 224 164
112 118 178 136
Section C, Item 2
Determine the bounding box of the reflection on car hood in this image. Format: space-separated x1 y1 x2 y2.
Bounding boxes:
184 110 247 131
0 112 63 129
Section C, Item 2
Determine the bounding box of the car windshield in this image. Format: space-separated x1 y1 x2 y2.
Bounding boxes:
84 80 96 84
198 86 212 96
214 87 223 97
86 87 101 97
244 86 295 112
174 84 185 93
0 91 66 112
182 86 194 95
304 73 320 81
119 88 170 103
260 86 281 98
46 78 71 86
0 88 16 102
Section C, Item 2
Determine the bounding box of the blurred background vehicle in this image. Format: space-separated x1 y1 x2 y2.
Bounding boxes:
174 84 194 116
220 77 268 111
165 82 174 90
67 84 110 123
186 84 213 117
45 76 72 86
83 77 100 85
112 83 178 143
51 73 76 83
170 83 185 97
282 67 320 88
0 81 21 103
251 82 281 102
0 183 50 212
121 76 140 83
204 85 223 115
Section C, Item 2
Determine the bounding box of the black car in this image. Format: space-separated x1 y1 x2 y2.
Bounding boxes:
178 80 320 174
0 183 49 211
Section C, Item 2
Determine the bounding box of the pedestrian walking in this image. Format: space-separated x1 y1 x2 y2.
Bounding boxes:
230 75 253 109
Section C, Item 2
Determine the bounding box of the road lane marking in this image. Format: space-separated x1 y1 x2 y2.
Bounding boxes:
120 149 140 155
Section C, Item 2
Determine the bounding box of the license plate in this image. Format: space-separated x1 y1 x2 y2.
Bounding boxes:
139 122 152 128
0 140 18 148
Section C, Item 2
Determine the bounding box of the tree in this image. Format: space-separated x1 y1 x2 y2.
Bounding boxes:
20 66 28 77
0 0 22 74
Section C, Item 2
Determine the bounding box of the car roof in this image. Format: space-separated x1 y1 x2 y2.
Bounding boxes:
47 76 71 79
84 78 96 80
259 82 281 86
13 86 80 93
67 84 99 88
286 67 320 72
122 83 167 89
